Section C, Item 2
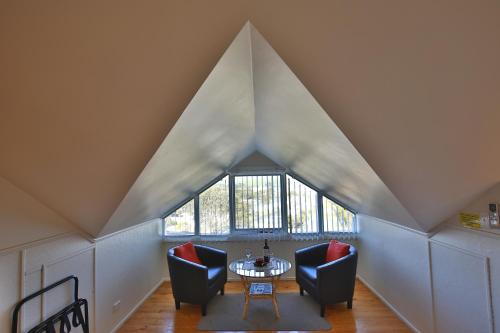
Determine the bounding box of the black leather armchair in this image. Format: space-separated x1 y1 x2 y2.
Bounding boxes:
295 243 358 317
167 244 227 315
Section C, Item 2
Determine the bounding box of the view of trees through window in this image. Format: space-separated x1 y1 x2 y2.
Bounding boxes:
323 196 355 233
200 176 230 235
163 173 356 236
234 175 282 229
286 175 318 233
164 199 195 235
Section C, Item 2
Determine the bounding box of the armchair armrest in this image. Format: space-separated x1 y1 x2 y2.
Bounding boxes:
167 253 209 298
316 251 358 301
295 243 328 267
195 245 227 268
317 253 355 275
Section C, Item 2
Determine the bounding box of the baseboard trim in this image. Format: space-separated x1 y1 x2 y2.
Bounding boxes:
357 275 421 333
109 278 166 333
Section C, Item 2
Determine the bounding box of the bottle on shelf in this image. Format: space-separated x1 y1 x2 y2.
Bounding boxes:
489 203 500 228
263 239 270 263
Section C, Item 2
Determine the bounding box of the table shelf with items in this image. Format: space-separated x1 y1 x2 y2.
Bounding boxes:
229 257 291 319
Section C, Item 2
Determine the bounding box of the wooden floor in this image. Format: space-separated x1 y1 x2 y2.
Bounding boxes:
118 279 411 333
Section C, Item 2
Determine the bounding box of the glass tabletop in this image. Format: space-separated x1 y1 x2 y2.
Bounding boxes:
229 257 292 278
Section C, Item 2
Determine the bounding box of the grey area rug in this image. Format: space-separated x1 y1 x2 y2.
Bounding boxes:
197 293 331 331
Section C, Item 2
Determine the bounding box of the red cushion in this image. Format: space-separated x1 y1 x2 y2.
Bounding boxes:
326 240 350 263
174 242 202 265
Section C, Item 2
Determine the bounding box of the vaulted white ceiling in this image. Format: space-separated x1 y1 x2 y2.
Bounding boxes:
101 26 257 234
1 1 499 238
103 23 420 235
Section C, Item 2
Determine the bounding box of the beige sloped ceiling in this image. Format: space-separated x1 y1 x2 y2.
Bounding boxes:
1 1 499 237
0 176 75 250
100 25 256 235
250 26 421 230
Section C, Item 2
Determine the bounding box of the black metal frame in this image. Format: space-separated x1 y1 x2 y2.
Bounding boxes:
12 275 89 333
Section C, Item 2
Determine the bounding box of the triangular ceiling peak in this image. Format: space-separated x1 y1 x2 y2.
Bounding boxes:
101 22 422 236
229 151 285 174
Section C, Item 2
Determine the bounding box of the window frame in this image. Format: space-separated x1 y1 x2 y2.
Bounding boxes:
162 173 228 239
163 198 196 236
198 174 231 236
285 174 320 235
162 169 357 239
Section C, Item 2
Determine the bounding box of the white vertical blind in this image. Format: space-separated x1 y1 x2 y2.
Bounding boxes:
286 175 318 234
234 175 282 230
163 172 357 240
323 196 357 233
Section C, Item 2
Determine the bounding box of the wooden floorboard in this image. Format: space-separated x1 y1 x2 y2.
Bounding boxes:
117 279 411 333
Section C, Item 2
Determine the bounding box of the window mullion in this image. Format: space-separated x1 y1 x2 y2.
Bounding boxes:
194 195 200 236
162 218 165 238
251 176 255 229
267 176 271 230
259 177 262 229
271 176 275 229
281 174 288 234
318 194 324 234
229 174 236 234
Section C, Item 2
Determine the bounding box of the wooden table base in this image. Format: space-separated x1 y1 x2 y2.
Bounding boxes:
241 275 281 319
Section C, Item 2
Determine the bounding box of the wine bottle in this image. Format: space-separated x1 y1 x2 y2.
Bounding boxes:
263 239 270 263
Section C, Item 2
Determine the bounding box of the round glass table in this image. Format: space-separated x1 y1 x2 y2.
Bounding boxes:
229 257 291 319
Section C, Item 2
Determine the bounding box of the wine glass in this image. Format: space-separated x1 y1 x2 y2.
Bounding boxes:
268 252 274 267
244 248 252 262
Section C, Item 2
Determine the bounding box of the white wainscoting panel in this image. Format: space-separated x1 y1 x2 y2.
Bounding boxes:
430 241 493 333
44 249 95 333
96 220 164 333
0 252 21 333
23 269 43 332
356 215 433 333
24 233 93 273
431 225 500 333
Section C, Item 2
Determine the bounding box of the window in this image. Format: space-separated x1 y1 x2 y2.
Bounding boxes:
199 176 230 235
323 196 356 233
234 175 282 230
164 199 195 235
286 175 318 233
163 172 356 238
